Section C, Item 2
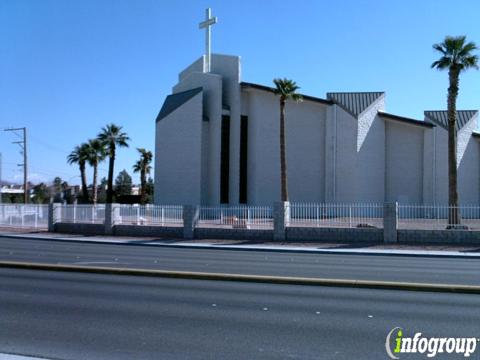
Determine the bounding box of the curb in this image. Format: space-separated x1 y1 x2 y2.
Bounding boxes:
1 260 480 294
1 233 480 259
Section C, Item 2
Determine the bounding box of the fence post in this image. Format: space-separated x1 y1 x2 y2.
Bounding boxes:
383 202 398 243
104 203 120 235
274 201 290 241
183 205 198 239
48 202 61 232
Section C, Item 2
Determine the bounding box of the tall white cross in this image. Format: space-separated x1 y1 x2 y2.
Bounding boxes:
199 8 217 73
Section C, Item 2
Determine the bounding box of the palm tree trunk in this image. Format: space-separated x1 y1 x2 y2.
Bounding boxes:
92 164 98 205
279 98 288 202
107 147 115 204
80 163 89 203
447 67 461 226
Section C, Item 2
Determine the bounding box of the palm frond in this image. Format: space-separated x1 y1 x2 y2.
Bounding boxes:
432 35 478 71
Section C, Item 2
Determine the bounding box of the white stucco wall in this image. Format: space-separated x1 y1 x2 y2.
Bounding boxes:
432 127 448 204
385 121 424 204
332 106 357 202
355 100 386 203
173 71 223 205
154 92 203 205
422 127 435 204
458 114 479 204
211 54 242 204
333 99 386 203
242 88 327 205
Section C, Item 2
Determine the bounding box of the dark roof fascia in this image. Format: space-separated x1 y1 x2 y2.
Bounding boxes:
240 82 333 105
472 132 480 139
156 87 203 123
378 111 435 128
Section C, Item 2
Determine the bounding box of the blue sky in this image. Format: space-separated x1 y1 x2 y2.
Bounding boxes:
1 0 479 185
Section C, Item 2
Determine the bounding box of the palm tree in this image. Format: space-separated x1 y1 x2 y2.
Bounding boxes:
85 139 106 204
432 36 478 226
273 78 302 202
97 124 130 203
67 143 90 202
133 148 153 204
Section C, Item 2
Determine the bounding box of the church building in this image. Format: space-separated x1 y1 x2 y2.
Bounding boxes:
154 10 480 206
154 53 480 206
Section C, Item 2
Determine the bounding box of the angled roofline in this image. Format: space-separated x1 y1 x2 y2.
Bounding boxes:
240 82 333 105
472 132 480 139
424 109 479 113
378 111 435 128
424 110 479 131
327 91 385 119
156 87 203 123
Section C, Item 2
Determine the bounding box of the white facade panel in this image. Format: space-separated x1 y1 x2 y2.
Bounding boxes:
385 121 424 204
154 93 203 205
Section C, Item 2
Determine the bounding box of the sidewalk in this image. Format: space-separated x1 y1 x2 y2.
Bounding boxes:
1 230 480 258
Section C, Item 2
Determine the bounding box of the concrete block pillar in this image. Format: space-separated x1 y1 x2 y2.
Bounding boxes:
274 201 290 241
183 205 199 239
104 203 120 235
383 202 398 243
48 202 61 232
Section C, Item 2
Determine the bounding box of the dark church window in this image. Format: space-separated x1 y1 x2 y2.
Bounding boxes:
239 115 248 204
220 115 230 204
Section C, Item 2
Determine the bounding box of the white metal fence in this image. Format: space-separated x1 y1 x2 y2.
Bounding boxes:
398 204 480 230
116 205 183 226
198 205 273 229
57 204 106 224
289 203 384 228
0 204 49 229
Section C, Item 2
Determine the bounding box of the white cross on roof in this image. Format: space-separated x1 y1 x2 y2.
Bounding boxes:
198 8 217 73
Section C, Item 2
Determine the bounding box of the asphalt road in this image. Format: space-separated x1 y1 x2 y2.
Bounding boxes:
1 268 479 360
0 237 479 285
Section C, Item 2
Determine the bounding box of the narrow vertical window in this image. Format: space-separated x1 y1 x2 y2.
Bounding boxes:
239 115 248 204
220 115 230 204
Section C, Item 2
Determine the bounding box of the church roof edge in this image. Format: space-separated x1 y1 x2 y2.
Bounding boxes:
327 92 385 118
424 110 478 131
378 111 435 128
156 87 203 123
240 82 333 105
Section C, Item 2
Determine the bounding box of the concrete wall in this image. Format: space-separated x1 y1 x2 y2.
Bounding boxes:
398 230 480 244
114 225 183 238
385 121 424 203
155 92 204 205
241 88 328 205
287 227 383 242
55 223 104 235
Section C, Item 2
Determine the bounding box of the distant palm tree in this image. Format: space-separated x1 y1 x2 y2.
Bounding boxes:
432 36 478 226
273 78 302 202
133 148 153 204
97 124 130 203
85 139 106 204
67 143 90 202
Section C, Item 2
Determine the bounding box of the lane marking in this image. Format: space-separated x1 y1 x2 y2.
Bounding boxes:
0 260 479 294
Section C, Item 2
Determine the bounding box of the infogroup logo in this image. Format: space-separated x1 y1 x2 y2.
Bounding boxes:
385 327 479 359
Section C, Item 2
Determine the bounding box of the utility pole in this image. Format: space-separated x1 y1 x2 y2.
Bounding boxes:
4 127 27 204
